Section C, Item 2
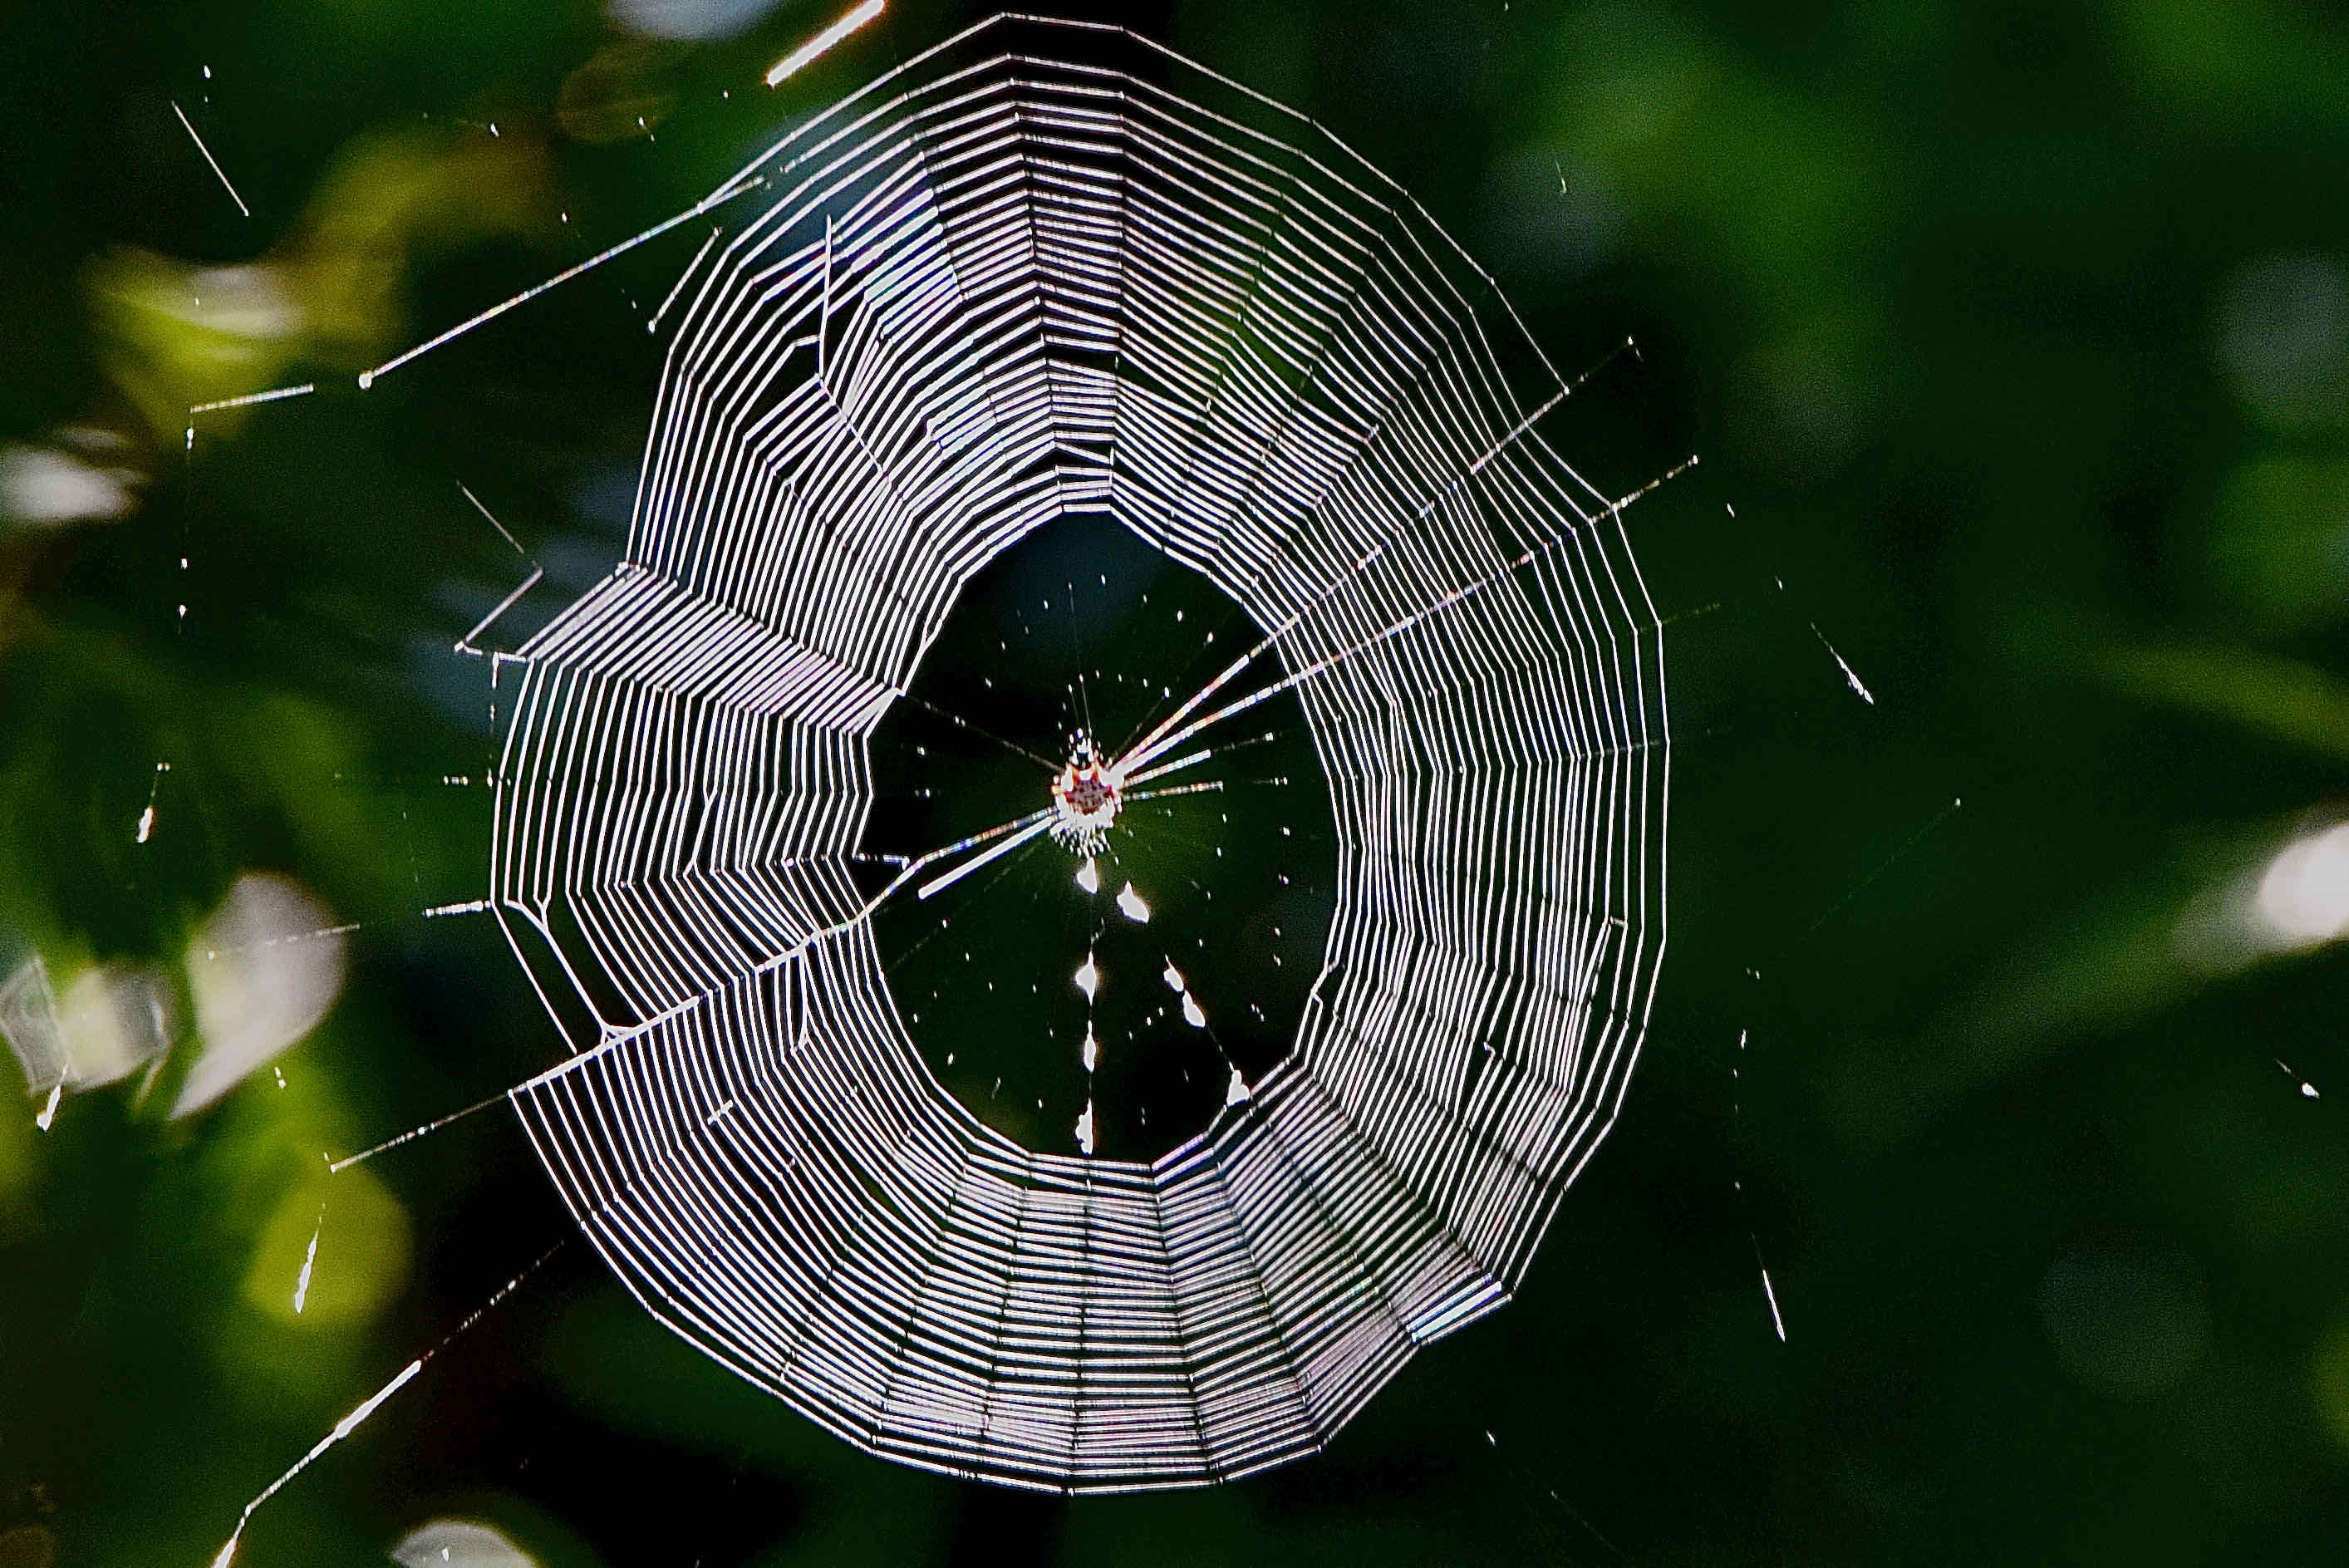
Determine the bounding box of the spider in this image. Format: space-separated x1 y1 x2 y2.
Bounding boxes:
1048 733 1120 856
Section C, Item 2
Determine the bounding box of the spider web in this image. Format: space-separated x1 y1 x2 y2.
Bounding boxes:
314 13 1668 1499
474 15 1672 1492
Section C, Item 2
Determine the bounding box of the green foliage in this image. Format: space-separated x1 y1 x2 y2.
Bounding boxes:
6 0 2349 1562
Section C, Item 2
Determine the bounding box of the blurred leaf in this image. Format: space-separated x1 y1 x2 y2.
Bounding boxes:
2022 603 2349 764
239 1158 410 1327
2205 455 2349 636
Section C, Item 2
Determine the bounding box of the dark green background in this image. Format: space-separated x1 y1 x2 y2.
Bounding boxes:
6 0 2349 1561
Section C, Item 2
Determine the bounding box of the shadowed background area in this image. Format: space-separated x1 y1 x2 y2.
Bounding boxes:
4 0 2349 1563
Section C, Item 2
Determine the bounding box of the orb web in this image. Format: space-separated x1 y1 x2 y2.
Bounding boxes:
489 16 1667 1492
